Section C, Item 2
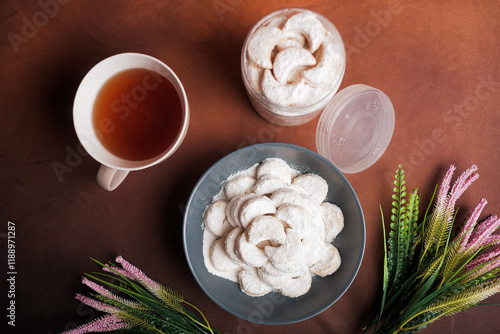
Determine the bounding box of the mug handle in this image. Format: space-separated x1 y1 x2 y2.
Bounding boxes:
96 165 130 191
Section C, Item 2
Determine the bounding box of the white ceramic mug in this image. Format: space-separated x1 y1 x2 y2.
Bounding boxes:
73 53 189 191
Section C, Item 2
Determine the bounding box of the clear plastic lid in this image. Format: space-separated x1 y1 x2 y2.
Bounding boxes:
316 84 395 174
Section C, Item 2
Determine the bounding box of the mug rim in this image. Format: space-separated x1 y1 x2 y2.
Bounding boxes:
73 52 190 171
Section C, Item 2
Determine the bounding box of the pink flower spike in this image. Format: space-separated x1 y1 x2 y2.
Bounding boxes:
116 256 161 292
75 294 119 314
102 265 135 280
62 314 128 334
457 198 488 248
434 165 456 210
468 215 500 249
445 165 479 217
438 165 455 196
466 246 500 270
82 277 114 298
483 234 500 247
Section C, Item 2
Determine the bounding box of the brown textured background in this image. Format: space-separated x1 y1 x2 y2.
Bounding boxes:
1 0 499 333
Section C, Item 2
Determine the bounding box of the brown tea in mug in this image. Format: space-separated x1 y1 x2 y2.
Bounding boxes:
92 68 183 161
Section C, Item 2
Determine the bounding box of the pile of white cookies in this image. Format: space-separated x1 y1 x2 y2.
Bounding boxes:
244 11 344 108
202 158 344 298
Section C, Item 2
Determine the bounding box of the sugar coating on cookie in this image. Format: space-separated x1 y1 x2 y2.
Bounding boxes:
224 174 257 200
292 173 328 203
236 232 268 268
278 270 312 298
202 157 344 298
246 215 286 245
238 195 276 228
203 201 232 237
209 238 240 272
253 175 288 195
309 243 341 277
321 202 344 243
257 158 292 184
239 267 272 297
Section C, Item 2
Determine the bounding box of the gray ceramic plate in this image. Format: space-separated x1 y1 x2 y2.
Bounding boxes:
183 142 365 325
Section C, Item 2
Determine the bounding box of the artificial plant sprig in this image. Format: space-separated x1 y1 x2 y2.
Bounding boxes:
365 164 500 334
62 256 219 334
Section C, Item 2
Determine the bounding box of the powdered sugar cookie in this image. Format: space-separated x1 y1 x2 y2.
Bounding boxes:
274 203 310 239
282 12 325 54
225 195 240 227
228 193 258 227
209 238 241 272
321 202 344 242
276 31 307 51
236 232 268 268
203 201 232 237
253 175 288 196
272 188 323 231
224 227 246 266
265 228 307 273
261 69 306 106
278 270 312 298
247 26 284 69
246 62 264 94
303 40 342 87
292 173 328 203
256 158 292 184
272 47 316 85
309 243 341 277
238 267 272 297
270 187 305 208
257 266 294 289
224 174 257 200
238 195 277 228
246 215 286 245
302 235 329 266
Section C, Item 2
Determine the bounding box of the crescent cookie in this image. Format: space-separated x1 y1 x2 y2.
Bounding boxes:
292 173 328 204
253 175 288 196
236 232 268 268
303 40 343 87
282 12 326 54
224 174 257 200
209 237 241 272
274 203 311 239
265 228 307 273
276 31 307 51
272 47 316 85
228 193 258 227
321 202 344 242
224 227 246 266
246 215 286 246
257 265 295 290
256 158 292 184
238 267 272 297
261 69 307 106
247 26 284 69
203 201 232 237
238 195 277 228
278 270 312 298
309 243 341 277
